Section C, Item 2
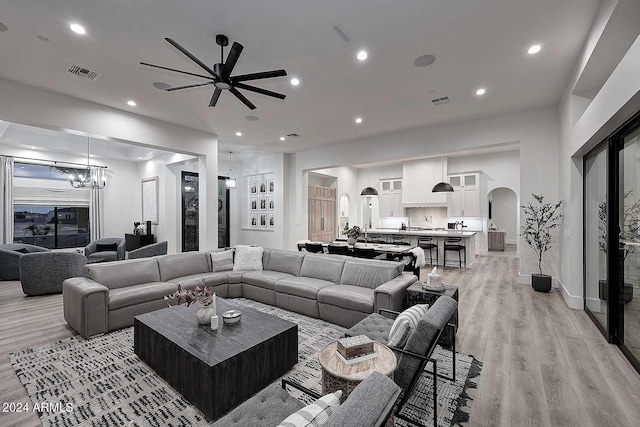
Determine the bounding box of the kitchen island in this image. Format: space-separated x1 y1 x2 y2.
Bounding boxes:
362 228 476 268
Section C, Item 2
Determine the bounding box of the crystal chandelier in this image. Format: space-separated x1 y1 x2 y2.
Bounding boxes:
69 137 106 189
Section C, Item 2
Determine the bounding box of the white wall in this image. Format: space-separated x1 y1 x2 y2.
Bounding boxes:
489 187 518 244
0 77 220 250
287 107 558 281
231 153 286 249
559 0 640 308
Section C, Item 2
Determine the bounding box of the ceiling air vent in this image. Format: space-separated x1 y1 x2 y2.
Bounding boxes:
331 24 352 43
67 65 101 81
286 133 300 138
431 96 450 106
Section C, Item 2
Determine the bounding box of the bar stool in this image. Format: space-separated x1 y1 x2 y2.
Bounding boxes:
443 237 465 268
417 237 438 266
390 235 407 245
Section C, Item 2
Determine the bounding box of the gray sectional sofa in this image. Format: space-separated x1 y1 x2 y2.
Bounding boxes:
63 248 417 338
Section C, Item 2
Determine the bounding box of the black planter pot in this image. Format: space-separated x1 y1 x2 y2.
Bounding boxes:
531 274 552 292
598 279 634 303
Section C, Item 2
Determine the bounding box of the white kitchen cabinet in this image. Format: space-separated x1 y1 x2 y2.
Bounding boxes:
447 173 480 216
379 179 403 217
401 157 448 206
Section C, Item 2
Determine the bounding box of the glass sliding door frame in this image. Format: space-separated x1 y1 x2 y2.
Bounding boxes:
584 110 640 373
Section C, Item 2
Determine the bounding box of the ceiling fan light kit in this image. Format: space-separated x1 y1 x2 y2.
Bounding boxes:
141 34 287 110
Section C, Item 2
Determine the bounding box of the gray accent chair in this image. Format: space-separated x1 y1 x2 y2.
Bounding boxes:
215 371 400 427
84 238 125 263
346 296 458 427
0 244 50 280
126 241 168 259
19 252 87 296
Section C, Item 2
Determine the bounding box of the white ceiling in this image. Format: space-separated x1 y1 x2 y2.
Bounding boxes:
0 0 601 154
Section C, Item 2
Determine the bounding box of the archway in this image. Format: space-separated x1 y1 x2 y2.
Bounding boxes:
488 187 518 249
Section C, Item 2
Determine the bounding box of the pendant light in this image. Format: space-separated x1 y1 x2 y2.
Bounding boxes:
225 152 237 189
69 137 106 189
360 167 378 196
431 157 454 193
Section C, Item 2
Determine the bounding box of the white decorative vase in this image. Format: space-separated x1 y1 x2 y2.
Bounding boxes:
347 237 356 245
197 305 216 325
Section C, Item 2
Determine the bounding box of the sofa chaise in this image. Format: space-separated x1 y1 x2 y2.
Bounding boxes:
63 248 417 338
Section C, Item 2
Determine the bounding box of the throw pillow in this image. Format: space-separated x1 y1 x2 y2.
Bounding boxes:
233 246 264 271
387 304 429 348
95 243 118 252
15 248 30 254
210 249 234 272
277 390 342 427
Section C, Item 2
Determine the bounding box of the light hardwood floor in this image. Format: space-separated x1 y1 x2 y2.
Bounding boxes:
1 253 640 426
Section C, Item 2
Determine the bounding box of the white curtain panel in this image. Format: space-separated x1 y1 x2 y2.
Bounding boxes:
0 156 14 244
89 166 103 241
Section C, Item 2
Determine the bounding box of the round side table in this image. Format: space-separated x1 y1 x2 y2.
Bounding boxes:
318 341 397 402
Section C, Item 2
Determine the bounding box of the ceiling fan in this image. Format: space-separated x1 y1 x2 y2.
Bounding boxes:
141 34 287 110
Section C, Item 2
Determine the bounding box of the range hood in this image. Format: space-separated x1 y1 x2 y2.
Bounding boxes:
401 157 449 207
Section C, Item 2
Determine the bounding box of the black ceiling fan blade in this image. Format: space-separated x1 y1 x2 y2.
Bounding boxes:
166 82 214 92
221 42 244 78
140 62 213 80
209 88 222 107
234 83 286 100
165 38 218 78
229 87 256 110
232 69 287 82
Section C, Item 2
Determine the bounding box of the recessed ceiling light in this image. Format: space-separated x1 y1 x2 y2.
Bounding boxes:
357 50 368 61
245 115 259 121
137 157 143 160
127 100 137 107
414 54 436 67
30 146 36 150
290 78 300 86
475 88 486 96
280 136 286 141
89 154 94 158
69 23 86 35
528 44 542 55
355 117 363 124
235 132 242 137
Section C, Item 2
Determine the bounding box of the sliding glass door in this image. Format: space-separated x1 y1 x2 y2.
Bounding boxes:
584 147 608 333
619 125 640 362
585 112 640 371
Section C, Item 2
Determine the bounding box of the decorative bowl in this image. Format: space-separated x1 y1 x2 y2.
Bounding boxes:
222 309 242 325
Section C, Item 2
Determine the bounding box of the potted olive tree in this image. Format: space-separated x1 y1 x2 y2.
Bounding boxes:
520 193 563 292
597 191 640 302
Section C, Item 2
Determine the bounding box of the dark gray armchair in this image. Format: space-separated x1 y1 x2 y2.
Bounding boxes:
126 241 168 259
85 238 126 264
0 244 51 280
19 252 87 296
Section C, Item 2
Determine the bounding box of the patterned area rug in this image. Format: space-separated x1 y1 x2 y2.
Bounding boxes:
10 298 482 426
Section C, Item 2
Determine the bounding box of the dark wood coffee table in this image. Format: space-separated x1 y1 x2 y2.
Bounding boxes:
134 299 298 421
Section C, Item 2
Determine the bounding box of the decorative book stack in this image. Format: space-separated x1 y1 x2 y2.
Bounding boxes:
336 335 377 365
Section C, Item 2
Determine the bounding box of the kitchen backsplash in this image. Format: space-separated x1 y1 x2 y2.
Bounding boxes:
406 207 448 228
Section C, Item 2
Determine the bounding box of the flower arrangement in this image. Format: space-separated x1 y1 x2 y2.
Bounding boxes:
165 283 215 307
346 225 362 240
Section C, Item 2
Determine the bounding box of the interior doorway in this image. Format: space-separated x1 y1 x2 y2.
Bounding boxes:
488 187 518 252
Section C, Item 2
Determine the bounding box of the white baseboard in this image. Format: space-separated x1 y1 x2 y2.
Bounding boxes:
558 278 583 309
